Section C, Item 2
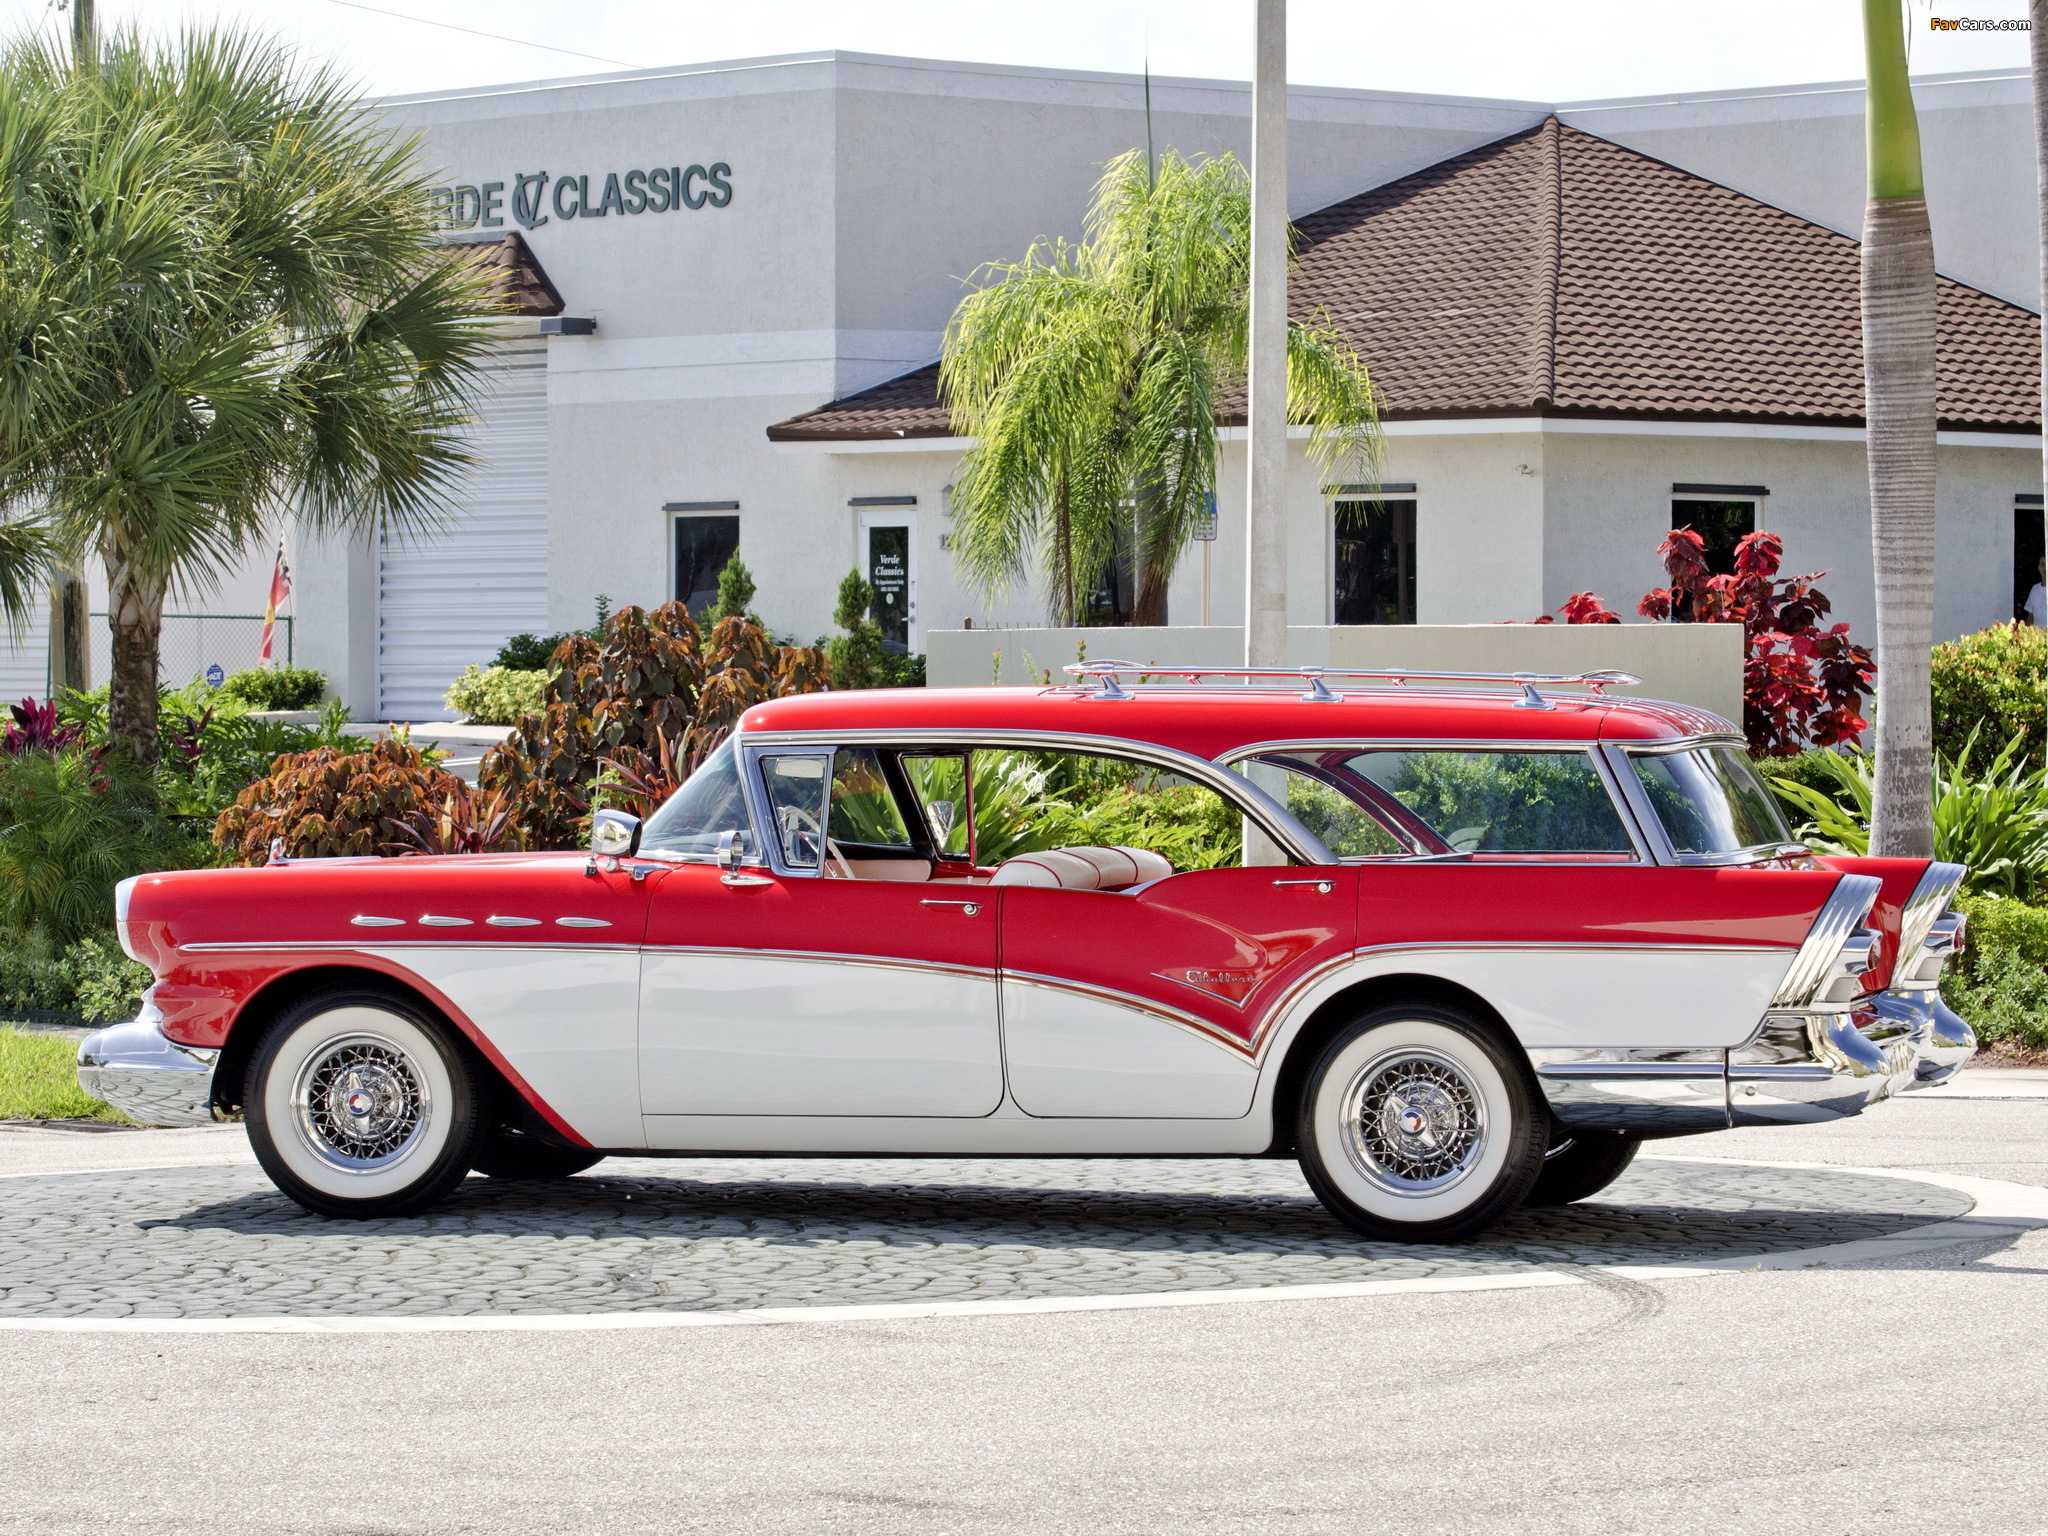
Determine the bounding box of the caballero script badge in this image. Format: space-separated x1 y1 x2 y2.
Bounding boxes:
432 164 734 232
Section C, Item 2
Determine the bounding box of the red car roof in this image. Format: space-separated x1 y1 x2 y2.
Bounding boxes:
738 686 1732 761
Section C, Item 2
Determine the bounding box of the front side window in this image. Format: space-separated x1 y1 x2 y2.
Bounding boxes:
827 748 912 846
640 737 753 860
1630 745 1789 856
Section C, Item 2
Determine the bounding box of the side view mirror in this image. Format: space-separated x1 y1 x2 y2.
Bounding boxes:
591 809 642 859
715 829 745 870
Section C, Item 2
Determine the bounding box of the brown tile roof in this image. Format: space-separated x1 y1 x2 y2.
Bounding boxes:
443 231 564 318
767 117 2041 442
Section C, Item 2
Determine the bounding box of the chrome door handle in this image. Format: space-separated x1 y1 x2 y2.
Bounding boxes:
921 899 983 916
1272 879 1335 894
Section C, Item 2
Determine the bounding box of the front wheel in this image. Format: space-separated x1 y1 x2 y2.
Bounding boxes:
245 991 484 1219
1296 1003 1546 1243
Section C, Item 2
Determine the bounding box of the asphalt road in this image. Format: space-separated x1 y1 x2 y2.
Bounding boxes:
2 1074 2047 1535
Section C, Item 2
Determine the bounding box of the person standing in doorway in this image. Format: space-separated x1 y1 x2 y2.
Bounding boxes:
2027 556 2047 627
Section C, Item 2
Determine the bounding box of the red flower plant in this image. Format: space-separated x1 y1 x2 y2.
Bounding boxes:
1536 530 1874 756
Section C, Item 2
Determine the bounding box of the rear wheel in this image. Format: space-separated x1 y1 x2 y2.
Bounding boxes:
245 991 483 1219
1296 1002 1546 1243
1523 1130 1641 1207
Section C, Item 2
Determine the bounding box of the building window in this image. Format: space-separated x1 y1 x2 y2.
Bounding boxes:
1671 498 1756 575
674 515 740 618
2014 498 2044 624
1333 499 1416 625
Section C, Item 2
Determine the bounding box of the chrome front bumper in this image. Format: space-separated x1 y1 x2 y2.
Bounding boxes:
1530 989 1977 1133
76 1017 220 1127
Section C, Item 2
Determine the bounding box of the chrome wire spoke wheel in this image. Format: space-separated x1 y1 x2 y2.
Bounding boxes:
1340 1046 1487 1196
292 1034 430 1172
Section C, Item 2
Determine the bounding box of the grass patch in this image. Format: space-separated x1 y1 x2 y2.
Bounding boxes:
0 1026 130 1123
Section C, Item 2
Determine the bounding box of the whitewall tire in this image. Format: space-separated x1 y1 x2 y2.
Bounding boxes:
1297 1003 1546 1242
246 992 483 1219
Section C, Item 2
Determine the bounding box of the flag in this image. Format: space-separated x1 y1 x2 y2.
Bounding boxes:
258 541 291 666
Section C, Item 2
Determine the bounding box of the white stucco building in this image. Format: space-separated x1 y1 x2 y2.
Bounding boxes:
5 52 2042 718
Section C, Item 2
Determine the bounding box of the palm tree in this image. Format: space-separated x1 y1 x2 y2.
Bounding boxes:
1860 0 1938 857
0 28 499 765
940 149 1378 627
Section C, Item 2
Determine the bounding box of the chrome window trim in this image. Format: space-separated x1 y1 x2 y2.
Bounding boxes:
738 743 834 879
1216 738 1653 865
735 727 1338 866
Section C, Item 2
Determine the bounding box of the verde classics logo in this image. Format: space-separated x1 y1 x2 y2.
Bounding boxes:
431 163 733 231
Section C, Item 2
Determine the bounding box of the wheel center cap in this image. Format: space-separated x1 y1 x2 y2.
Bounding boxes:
1397 1106 1428 1136
345 1089 375 1118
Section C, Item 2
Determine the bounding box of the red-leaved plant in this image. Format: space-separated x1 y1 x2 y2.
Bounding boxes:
2 697 81 756
1535 530 1875 756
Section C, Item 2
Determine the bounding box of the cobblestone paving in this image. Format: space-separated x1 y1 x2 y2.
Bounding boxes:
0 1155 1971 1319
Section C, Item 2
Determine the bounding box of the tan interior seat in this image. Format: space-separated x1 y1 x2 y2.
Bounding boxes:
987 846 1174 891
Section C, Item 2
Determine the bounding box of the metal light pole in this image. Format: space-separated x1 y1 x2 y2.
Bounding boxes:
1243 0 1289 667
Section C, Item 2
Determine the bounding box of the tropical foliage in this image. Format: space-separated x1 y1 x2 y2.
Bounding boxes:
216 667 327 712
941 148 1379 625
213 737 463 864
1537 528 1873 756
1930 622 2046 767
0 27 500 766
445 665 547 726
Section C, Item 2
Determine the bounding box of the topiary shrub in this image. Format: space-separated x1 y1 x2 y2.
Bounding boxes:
444 665 546 725
215 667 327 711
213 738 463 864
1931 622 2046 768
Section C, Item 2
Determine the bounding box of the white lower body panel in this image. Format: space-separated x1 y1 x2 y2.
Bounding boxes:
639 1110 1273 1155
370 945 644 1149
639 953 1003 1117
1002 981 1256 1118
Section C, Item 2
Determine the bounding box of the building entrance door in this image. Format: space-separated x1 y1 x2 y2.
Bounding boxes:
860 513 914 654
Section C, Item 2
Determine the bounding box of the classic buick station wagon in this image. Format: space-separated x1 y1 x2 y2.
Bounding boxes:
80 665 1974 1241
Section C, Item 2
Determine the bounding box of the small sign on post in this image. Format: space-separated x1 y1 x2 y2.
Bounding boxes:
205 663 224 688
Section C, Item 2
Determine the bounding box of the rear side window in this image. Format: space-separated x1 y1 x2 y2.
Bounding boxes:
1630 746 1789 855
1244 748 1634 856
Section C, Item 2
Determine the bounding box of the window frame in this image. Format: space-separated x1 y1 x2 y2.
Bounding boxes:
1218 738 1655 866
736 728 1336 878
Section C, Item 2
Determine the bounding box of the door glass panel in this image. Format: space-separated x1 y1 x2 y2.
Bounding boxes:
1343 749 1633 854
1234 756 1408 856
759 753 831 868
970 749 1242 871
828 748 911 845
901 754 972 858
640 737 753 860
867 525 910 652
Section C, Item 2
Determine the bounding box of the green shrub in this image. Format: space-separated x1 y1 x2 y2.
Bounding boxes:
1759 747 1855 813
1947 893 2048 1052
0 749 207 945
444 665 546 725
489 595 615 672
0 1026 130 1122
1931 622 2046 767
216 666 327 711
0 944 73 1014
0 933 153 1023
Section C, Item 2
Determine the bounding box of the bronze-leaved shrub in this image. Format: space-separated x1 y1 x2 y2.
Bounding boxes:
213 738 463 864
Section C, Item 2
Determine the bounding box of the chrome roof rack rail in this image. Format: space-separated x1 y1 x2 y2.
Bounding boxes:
1061 663 1642 708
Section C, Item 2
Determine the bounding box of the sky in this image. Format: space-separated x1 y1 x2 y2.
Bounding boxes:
0 0 2033 104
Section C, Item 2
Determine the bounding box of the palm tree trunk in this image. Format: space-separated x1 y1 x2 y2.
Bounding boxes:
1053 471 1075 627
104 539 165 768
1861 0 1936 859
1132 478 1173 626
2032 1 2047 608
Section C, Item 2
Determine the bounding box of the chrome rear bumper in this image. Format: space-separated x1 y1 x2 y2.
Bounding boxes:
1530 989 1976 1133
76 1017 219 1127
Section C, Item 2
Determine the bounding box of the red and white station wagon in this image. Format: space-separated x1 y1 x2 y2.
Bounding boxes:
80 665 1974 1241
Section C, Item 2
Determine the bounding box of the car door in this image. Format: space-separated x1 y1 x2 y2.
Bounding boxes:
998 867 1357 1118
637 741 1002 1130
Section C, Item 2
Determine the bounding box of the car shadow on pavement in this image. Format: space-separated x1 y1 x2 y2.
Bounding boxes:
142 1159 1974 1268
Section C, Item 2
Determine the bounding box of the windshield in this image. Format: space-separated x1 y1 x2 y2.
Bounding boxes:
1629 745 1790 855
639 738 754 860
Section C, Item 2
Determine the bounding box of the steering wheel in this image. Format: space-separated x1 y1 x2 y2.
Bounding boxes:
778 804 855 880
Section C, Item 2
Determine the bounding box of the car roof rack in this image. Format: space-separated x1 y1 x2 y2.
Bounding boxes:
1059 662 1642 709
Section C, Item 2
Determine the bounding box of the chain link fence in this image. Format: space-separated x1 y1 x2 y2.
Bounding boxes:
89 613 294 691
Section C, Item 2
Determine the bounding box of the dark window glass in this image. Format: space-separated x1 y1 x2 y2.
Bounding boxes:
674 515 741 618
2014 502 2044 623
1345 749 1632 854
866 525 910 653
1334 499 1415 625
1630 746 1789 856
827 748 912 845
1671 499 1755 577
